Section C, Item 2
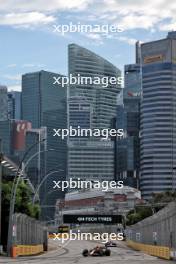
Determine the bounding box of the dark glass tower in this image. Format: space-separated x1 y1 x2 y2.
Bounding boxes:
115 42 141 188
115 98 140 188
0 86 8 121
8 91 21 120
22 70 67 220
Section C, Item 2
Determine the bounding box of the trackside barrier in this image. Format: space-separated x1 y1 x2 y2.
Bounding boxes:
10 213 48 257
11 244 44 258
127 240 170 260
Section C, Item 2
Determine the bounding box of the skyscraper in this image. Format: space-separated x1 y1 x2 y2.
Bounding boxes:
124 64 141 98
22 70 67 219
115 42 141 188
69 44 122 130
115 98 140 188
68 44 122 181
8 91 21 120
140 32 176 199
0 120 12 156
0 86 8 121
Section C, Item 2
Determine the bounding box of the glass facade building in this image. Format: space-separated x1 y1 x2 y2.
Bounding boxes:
68 44 121 130
116 98 140 188
68 140 114 181
68 96 91 130
140 32 176 199
124 64 141 98
68 44 122 181
22 70 67 219
0 120 12 156
115 43 141 188
8 91 21 120
0 85 8 121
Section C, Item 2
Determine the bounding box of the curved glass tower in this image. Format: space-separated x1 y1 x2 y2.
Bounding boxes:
68 43 121 130
68 44 122 181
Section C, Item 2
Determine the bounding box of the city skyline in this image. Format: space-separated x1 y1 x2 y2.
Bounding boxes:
1 31 176 196
1 0 176 91
1 1 176 260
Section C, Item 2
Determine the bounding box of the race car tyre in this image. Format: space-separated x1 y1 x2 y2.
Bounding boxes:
82 249 89 257
99 250 104 256
105 249 111 256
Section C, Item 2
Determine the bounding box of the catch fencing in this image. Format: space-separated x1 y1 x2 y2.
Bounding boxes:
126 201 176 249
11 213 48 257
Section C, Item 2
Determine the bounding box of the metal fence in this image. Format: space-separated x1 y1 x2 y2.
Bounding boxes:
12 213 48 248
126 202 176 249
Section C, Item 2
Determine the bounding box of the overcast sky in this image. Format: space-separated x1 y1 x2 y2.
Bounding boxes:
0 0 175 91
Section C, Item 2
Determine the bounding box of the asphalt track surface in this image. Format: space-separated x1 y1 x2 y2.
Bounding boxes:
0 239 171 264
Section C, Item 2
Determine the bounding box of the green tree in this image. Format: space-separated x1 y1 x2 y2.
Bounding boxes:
126 191 176 226
126 207 153 226
2 179 40 218
151 191 176 204
1 178 40 247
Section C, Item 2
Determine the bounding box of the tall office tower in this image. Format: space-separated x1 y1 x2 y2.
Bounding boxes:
0 120 12 155
0 85 8 121
68 44 122 181
124 64 141 98
115 42 141 188
68 96 114 181
8 91 21 120
115 98 140 188
135 41 141 64
7 93 14 119
69 44 122 130
140 32 176 200
22 70 67 220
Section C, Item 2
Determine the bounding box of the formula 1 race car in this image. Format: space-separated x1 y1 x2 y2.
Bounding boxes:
105 241 117 247
82 246 111 257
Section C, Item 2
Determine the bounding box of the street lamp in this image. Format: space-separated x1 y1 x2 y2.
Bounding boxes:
32 169 64 205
